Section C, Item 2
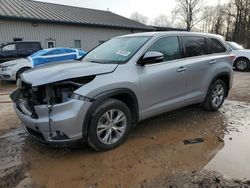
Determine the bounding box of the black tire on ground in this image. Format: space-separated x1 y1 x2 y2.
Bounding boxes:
87 99 132 151
234 58 250 72
202 79 227 111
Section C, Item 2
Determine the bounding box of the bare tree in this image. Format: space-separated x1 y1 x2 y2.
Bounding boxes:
223 3 235 40
212 6 227 35
130 12 148 24
152 14 171 27
200 6 215 33
199 0 250 47
230 0 250 46
170 9 178 27
174 0 204 31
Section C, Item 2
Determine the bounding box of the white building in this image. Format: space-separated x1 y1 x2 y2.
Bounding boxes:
0 0 153 51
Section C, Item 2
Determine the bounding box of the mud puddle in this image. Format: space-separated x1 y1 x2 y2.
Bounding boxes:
205 101 250 179
0 100 250 188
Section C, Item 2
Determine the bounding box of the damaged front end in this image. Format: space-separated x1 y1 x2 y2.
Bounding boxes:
11 76 95 143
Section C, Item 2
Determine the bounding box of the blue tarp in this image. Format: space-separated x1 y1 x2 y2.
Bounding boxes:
28 48 87 67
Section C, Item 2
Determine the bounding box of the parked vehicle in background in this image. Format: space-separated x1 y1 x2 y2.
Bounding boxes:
0 48 86 82
0 41 42 63
29 48 86 67
11 32 234 151
226 41 250 72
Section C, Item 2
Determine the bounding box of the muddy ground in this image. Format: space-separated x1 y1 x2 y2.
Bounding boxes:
0 72 250 188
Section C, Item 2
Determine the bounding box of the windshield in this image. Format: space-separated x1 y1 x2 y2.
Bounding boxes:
227 42 244 50
83 36 150 64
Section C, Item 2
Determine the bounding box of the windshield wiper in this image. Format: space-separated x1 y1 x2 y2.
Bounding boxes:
86 60 103 64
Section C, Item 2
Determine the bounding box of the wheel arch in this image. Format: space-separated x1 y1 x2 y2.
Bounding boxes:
233 56 250 67
16 67 31 80
209 72 231 97
82 88 139 141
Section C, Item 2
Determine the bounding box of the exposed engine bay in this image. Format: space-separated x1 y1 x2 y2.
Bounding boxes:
11 76 95 118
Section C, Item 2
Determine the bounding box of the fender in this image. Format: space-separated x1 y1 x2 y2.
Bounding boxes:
207 71 231 97
82 88 139 141
233 56 250 67
16 67 31 80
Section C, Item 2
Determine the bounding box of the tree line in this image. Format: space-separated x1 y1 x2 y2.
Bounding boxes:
130 0 250 48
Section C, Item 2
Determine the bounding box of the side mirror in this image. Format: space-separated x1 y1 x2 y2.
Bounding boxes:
138 51 164 65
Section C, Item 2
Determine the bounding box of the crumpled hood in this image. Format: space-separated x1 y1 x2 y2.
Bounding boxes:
21 61 118 86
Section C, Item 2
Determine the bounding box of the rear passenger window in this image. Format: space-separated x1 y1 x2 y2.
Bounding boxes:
183 36 208 58
147 36 181 62
208 38 227 54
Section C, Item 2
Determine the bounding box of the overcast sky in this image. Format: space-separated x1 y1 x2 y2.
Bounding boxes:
37 0 229 20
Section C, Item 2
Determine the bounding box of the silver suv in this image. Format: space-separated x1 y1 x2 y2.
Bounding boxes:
11 32 234 151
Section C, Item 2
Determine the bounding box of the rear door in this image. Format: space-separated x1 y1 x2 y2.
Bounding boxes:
181 36 228 104
137 36 187 119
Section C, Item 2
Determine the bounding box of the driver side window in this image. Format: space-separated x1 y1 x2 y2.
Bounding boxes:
147 36 181 62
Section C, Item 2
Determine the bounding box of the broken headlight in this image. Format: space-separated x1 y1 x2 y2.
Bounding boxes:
71 93 93 102
40 76 95 105
18 76 96 106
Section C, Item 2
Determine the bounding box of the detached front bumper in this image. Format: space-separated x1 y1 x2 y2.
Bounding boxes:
14 99 92 144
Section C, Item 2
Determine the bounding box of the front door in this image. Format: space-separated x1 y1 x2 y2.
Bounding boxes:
137 36 187 119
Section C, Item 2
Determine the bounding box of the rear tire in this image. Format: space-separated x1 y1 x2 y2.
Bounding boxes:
234 58 250 72
202 79 227 111
87 99 132 151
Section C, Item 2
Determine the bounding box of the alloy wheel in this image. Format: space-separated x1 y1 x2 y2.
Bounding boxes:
96 109 127 145
211 84 225 107
236 60 248 71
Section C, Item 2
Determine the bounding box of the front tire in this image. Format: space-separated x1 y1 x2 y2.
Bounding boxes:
234 58 250 72
202 79 227 111
87 99 132 151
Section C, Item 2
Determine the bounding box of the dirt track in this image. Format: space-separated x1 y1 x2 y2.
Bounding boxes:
0 72 250 188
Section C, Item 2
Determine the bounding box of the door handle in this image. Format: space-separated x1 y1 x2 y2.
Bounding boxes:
177 67 187 73
209 60 217 64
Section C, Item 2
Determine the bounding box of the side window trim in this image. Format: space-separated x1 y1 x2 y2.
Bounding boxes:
208 37 227 54
179 35 229 59
178 35 185 59
143 36 182 65
182 36 208 58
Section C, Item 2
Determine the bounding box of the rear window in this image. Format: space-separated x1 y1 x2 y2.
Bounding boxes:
208 38 227 54
182 36 208 58
16 42 41 50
